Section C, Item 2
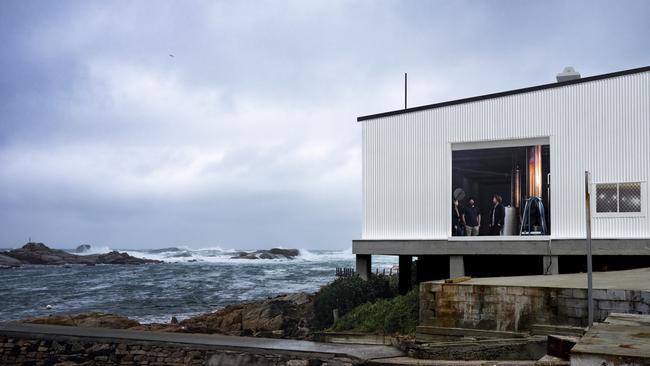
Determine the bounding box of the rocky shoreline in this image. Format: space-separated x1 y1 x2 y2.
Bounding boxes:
18 292 315 340
0 243 161 268
3 243 315 339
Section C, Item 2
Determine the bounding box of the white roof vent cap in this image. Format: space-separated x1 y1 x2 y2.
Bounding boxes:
556 66 581 82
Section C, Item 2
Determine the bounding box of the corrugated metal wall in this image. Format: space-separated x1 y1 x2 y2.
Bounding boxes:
362 71 650 239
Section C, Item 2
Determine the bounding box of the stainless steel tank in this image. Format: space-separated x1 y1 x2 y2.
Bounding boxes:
503 206 519 236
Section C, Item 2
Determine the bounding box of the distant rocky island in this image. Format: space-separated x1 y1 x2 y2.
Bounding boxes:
0 242 161 268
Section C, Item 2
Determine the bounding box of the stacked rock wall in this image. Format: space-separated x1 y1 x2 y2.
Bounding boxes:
0 335 358 366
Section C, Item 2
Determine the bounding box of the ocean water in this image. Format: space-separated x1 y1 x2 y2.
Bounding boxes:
0 247 397 323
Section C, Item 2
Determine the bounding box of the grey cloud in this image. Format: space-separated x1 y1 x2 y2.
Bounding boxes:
1 0 649 248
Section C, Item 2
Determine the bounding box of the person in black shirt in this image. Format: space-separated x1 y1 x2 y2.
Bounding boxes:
463 197 481 236
452 199 464 236
489 195 505 236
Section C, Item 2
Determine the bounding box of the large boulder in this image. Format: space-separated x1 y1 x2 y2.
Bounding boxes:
21 312 141 329
180 293 314 338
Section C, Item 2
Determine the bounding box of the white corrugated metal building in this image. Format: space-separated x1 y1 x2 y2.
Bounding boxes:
353 66 650 291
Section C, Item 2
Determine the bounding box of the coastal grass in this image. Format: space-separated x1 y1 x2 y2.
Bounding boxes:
330 287 419 335
312 275 397 330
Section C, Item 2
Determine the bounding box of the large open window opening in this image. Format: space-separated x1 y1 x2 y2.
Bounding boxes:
451 144 551 237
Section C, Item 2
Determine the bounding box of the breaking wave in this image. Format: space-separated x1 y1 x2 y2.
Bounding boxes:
66 245 355 264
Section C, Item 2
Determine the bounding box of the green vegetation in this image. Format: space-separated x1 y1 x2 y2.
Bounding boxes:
330 287 419 335
312 275 397 330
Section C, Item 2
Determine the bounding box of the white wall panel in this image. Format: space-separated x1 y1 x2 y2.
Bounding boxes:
362 71 650 240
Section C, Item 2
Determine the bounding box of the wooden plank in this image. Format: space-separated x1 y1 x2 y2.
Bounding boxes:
444 276 471 284
416 325 528 339
531 324 586 337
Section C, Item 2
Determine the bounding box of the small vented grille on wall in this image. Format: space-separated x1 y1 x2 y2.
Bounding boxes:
596 182 642 214
619 183 642 213
596 183 618 213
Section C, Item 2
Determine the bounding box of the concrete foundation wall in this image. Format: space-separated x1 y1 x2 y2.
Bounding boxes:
419 282 650 332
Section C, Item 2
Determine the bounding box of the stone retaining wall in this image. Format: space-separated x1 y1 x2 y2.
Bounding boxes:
419 282 650 332
0 335 358 366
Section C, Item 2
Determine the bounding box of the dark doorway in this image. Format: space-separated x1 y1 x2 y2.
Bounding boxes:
452 145 551 236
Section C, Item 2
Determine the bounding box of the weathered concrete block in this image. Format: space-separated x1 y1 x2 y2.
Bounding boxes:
640 291 650 303
456 285 474 295
572 289 587 299
506 287 525 296
560 298 587 309
524 287 544 296
592 289 609 300
627 291 643 302
442 285 458 294
420 282 433 293
558 288 574 298
560 307 585 318
606 289 630 301
597 300 633 312
483 294 503 303
423 283 442 294
634 302 650 313
596 309 611 321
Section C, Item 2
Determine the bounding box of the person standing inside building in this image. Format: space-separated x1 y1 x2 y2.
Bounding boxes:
463 197 481 236
489 195 505 236
452 199 464 236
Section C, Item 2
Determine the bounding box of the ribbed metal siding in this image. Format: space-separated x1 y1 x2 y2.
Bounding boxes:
362 71 650 239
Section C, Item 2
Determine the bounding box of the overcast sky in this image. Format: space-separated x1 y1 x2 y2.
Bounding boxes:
1 1 648 250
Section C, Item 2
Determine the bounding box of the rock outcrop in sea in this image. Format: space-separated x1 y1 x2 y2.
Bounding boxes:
231 248 300 260
73 244 92 253
0 242 161 267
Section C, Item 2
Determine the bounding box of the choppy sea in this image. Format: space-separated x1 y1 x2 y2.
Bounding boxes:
0 246 397 323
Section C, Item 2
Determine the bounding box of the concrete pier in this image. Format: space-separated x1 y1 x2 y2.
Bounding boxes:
449 256 465 278
543 255 559 275
398 255 412 295
355 254 372 280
